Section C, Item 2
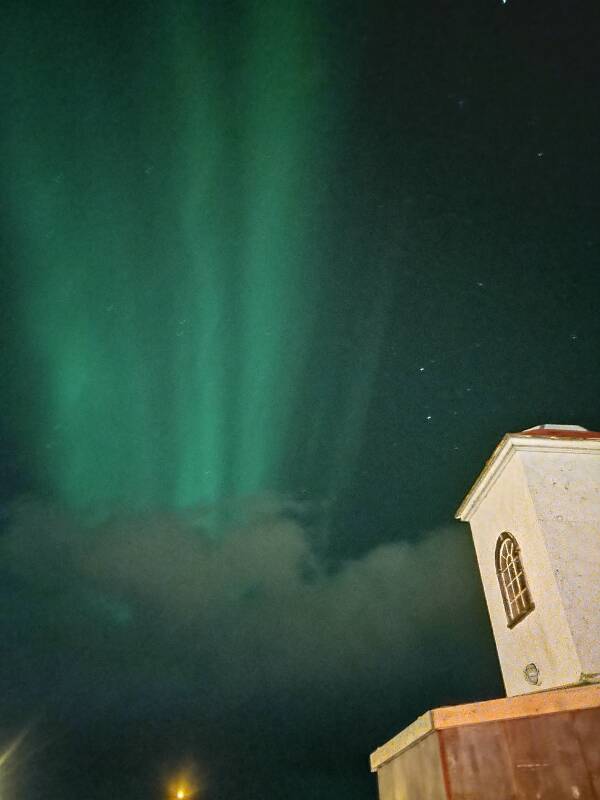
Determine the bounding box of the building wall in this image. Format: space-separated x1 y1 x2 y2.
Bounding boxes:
373 706 600 800
468 450 580 696
376 733 446 800
441 706 600 799
520 445 600 677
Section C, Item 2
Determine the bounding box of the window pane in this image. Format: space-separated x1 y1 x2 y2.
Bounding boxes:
496 533 534 627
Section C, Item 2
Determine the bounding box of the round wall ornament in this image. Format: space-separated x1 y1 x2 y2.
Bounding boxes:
524 662 540 685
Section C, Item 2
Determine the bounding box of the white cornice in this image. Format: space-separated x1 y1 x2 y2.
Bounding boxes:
369 710 434 771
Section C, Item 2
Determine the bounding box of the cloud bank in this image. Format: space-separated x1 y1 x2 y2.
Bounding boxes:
0 494 500 797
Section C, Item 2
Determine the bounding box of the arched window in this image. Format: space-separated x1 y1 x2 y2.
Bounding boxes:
495 532 534 627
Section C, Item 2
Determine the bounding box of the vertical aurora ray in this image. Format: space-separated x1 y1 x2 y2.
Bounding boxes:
233 0 323 498
165 0 327 508
162 4 232 510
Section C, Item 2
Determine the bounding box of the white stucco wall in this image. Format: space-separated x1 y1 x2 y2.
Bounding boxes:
467 448 581 696
519 444 600 677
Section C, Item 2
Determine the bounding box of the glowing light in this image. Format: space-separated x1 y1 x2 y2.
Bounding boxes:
0 727 30 768
0 726 32 798
169 781 194 799
166 770 200 800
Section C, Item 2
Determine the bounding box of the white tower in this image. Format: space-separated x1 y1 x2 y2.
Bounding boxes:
456 424 600 696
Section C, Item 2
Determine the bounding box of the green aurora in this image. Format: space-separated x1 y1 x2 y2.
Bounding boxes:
3 1 393 514
3 0 600 539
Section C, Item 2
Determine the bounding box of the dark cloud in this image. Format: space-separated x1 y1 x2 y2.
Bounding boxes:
0 494 500 798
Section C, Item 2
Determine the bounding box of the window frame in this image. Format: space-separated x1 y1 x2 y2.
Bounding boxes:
495 532 535 628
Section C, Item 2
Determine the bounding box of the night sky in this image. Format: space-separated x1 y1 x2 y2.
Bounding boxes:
1 0 600 798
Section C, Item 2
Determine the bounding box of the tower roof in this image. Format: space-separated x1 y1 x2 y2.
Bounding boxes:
520 424 600 439
455 424 600 521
